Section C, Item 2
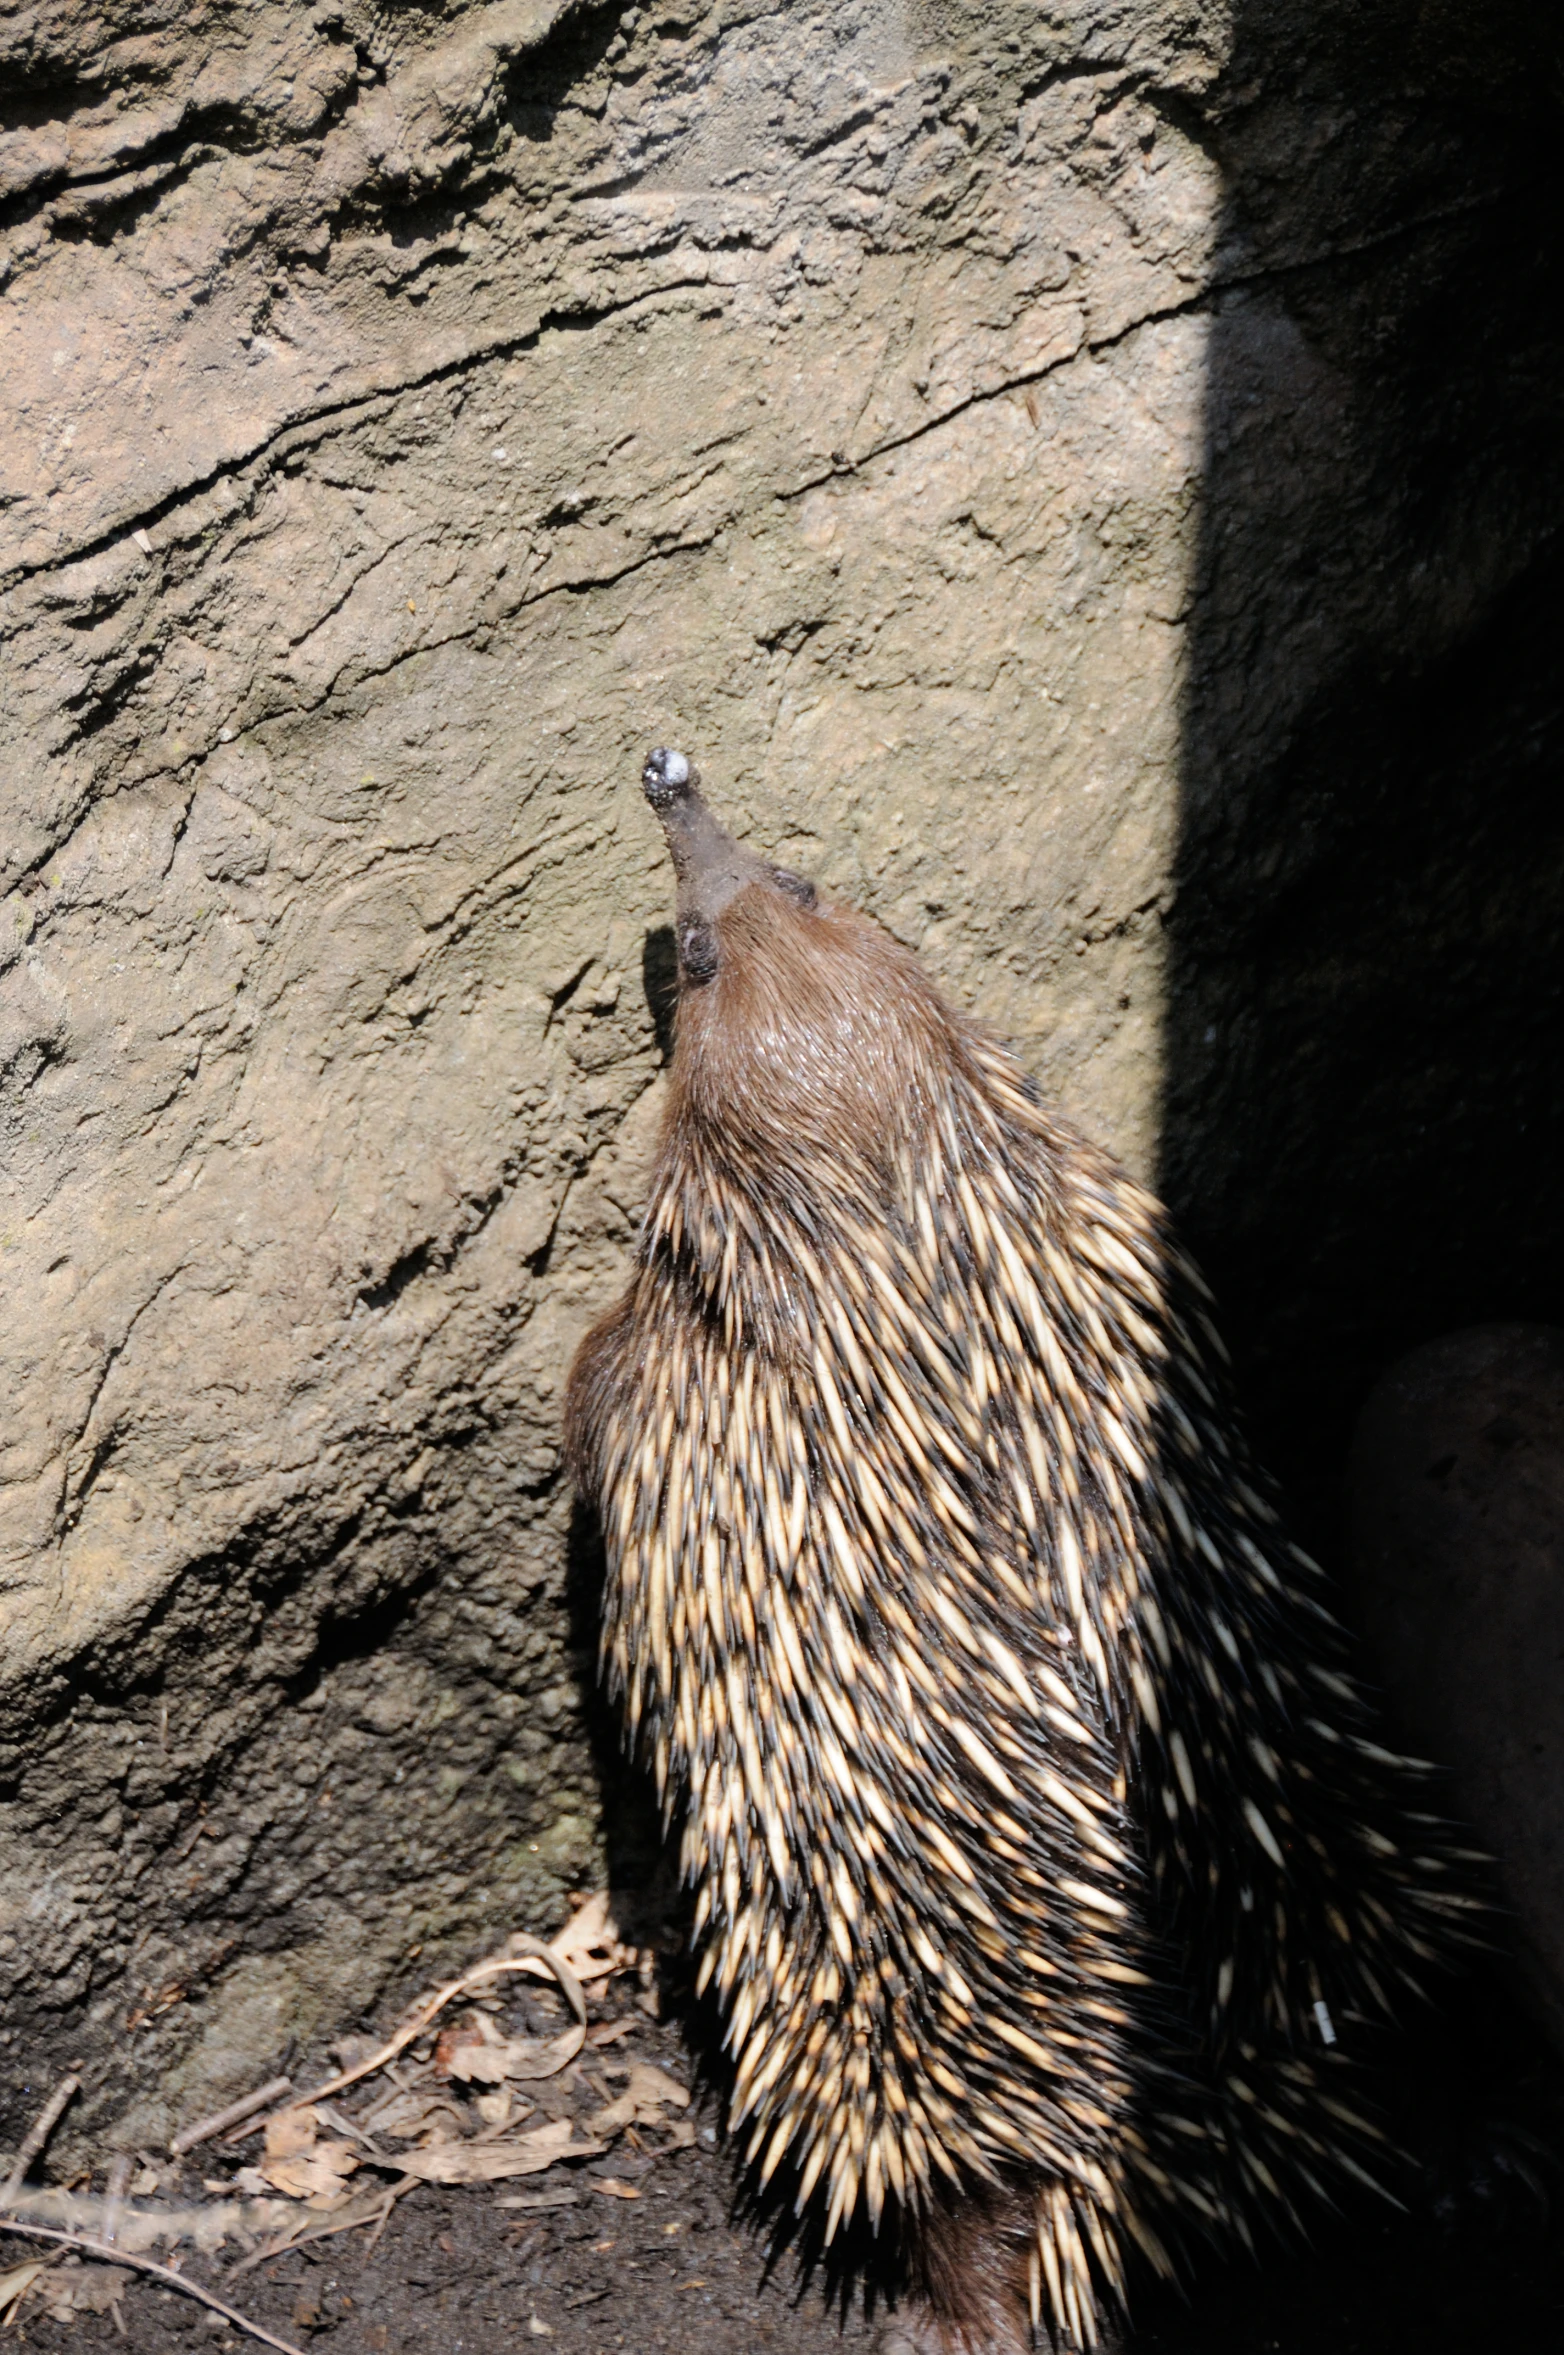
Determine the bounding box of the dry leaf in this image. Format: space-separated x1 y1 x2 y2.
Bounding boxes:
552 1890 616 1958
435 2019 510 2085
514 1892 642 1991
390 2116 604 2184
262 2141 361 2206
503 2030 584 2081
590 2090 640 2134
254 2180 407 2252
36 2262 134 2320
359 2089 467 2142
263 2106 320 2161
261 2102 365 2203
590 2063 691 2136
436 2009 581 2085
623 2063 689 2113
503 2029 585 2081
0 2261 47 2322
475 2087 517 2130
593 2178 641 2201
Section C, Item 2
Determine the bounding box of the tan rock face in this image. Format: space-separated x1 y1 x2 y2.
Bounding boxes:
0 0 1561 2144
1348 1328 1564 2051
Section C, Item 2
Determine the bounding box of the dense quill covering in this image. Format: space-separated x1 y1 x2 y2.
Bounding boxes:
565 754 1481 2352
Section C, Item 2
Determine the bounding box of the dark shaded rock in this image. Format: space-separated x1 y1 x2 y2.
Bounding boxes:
1348 1324 1564 2049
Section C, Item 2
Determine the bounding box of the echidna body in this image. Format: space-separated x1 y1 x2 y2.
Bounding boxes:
565 752 1481 2351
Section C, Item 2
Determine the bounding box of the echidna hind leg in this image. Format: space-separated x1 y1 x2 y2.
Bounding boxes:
872 2318 1031 2355
884 2182 1109 2354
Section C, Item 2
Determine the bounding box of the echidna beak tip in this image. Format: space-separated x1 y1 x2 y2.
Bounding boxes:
643 745 696 811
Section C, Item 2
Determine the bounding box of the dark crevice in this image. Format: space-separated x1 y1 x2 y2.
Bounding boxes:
642 925 679 1065
159 788 196 878
13 1034 64 1092
42 147 209 245
357 1241 435 1312
61 1262 186 1520
282 1555 446 1703
547 958 595 1016
354 1153 557 1309
57 655 157 748
0 1509 321 1764
0 51 363 242
563 1496 670 1903
797 104 883 159
505 0 638 145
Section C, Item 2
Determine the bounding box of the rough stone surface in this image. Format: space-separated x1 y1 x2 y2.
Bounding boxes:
1348 1326 1564 2052
0 0 1562 2154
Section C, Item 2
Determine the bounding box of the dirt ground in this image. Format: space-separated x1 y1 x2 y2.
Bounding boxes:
3 1961 1561 2355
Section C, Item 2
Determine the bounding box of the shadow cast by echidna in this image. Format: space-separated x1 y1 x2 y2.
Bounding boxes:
564 749 1491 2354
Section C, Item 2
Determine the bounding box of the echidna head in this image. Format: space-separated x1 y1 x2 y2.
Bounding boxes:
640 747 951 1169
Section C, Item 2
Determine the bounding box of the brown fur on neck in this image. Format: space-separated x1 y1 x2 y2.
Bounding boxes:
669 878 977 1182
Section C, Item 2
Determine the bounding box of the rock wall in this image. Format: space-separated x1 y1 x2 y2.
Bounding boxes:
0 0 1560 2149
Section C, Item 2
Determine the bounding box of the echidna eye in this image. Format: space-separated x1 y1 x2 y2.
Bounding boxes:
769 866 817 909
680 919 719 984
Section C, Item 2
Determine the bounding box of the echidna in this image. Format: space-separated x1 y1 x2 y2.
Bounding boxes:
565 750 1482 2352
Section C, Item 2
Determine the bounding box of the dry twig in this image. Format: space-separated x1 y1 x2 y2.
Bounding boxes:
171 2077 293 2157
0 2219 307 2355
2 2074 81 2203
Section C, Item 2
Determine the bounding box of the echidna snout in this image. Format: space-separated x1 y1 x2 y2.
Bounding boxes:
639 745 777 953
642 745 695 809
